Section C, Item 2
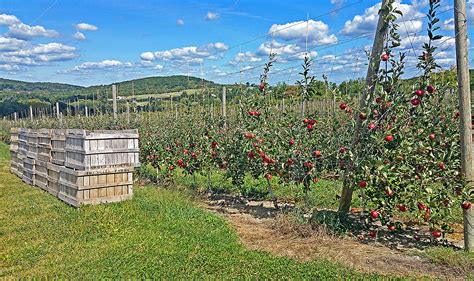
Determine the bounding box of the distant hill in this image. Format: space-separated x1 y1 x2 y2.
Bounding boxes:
0 75 219 97
82 75 219 97
0 78 83 93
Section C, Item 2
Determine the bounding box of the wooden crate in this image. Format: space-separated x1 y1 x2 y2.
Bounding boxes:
10 127 19 143
65 129 139 170
58 166 134 207
26 143 38 160
37 144 51 163
47 163 61 196
15 154 24 178
51 129 66 166
35 160 48 190
38 129 51 146
18 138 28 157
26 129 38 145
18 128 28 143
22 157 35 185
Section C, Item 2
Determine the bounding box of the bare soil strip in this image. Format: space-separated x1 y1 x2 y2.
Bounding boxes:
202 195 470 279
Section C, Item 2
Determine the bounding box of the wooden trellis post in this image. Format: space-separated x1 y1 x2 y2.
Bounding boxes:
454 0 473 252
338 0 391 214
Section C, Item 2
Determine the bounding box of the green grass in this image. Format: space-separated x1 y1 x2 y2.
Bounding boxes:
0 143 381 279
420 247 474 277
142 163 361 209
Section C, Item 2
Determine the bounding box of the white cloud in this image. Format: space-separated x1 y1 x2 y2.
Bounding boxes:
340 1 425 36
0 36 26 51
0 14 59 40
0 42 77 68
8 22 59 40
60 60 132 74
73 31 86 40
256 41 318 61
269 19 338 45
205 12 219 21
442 18 454 30
229 51 262 65
0 14 21 26
154 64 164 70
176 19 185 26
75 23 98 31
140 42 229 65
140 52 155 61
0 64 19 72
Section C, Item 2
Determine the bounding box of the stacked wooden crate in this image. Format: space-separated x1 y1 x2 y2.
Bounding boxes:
59 129 139 207
9 128 21 177
35 129 51 191
10 128 140 207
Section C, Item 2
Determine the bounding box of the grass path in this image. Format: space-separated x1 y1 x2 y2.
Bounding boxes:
0 142 381 279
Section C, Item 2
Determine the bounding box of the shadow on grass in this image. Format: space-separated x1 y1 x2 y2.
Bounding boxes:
206 193 295 219
311 209 460 251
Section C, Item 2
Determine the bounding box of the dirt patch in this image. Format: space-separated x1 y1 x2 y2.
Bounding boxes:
203 194 469 279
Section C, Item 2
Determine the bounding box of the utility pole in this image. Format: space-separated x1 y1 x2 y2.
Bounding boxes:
222 87 227 129
56 102 60 119
454 0 473 252
112 84 117 119
338 0 391 214
29 105 33 121
126 101 130 124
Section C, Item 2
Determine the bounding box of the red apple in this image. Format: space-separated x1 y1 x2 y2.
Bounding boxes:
259 83 265 90
368 123 376 130
370 210 379 219
438 162 446 170
265 173 272 180
426 85 435 94
431 231 441 238
289 139 295 145
168 165 175 171
415 89 424 97
462 202 472 210
417 202 427 211
307 124 313 131
339 103 347 110
339 147 347 154
414 235 421 241
411 98 421 106
359 113 367 120
397 204 407 212
388 225 396 231
313 150 322 158
385 135 394 142
381 53 389 61
368 231 376 238
358 180 367 188
429 133 435 140
385 188 394 197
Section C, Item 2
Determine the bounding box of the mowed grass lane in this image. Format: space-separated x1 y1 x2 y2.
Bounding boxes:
0 142 380 279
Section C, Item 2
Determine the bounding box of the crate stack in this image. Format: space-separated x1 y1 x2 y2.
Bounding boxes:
59 129 140 207
9 128 21 177
10 128 140 207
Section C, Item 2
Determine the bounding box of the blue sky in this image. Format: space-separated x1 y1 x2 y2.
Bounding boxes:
0 0 472 86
